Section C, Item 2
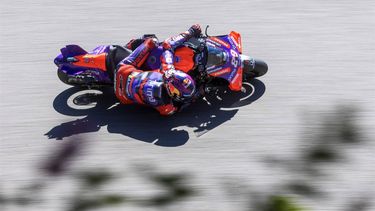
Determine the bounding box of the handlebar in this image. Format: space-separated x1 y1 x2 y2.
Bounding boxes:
204 25 210 37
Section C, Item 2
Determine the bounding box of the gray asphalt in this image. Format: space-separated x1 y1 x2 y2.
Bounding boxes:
1 0 375 210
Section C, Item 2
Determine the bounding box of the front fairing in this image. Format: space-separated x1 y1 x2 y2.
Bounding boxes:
205 32 243 91
141 32 244 91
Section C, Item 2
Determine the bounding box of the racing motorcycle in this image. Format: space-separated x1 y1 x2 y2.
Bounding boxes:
54 26 268 94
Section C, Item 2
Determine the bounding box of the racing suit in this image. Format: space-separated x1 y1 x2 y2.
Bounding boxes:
114 24 202 115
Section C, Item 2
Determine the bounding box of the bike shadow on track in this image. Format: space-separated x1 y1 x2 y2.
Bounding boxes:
45 79 266 147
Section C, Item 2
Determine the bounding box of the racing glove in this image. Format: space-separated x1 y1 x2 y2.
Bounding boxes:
187 24 202 37
162 24 202 50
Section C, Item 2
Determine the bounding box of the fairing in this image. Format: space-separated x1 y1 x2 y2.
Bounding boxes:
206 32 243 91
54 31 244 91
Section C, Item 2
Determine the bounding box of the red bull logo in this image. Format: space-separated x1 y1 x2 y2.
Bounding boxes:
167 83 180 97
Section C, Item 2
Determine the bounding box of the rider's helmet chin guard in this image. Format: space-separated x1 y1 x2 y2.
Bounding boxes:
164 70 196 102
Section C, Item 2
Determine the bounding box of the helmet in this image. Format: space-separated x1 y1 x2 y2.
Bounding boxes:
164 69 196 101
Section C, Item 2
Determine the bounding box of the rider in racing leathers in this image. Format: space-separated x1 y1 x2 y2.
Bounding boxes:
114 24 202 115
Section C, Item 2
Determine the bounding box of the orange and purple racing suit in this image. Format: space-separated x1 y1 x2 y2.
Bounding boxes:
114 25 202 115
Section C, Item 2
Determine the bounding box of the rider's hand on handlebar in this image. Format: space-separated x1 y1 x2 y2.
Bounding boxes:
188 24 202 37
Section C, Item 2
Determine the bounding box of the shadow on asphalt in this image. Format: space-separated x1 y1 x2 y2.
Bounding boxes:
45 79 266 147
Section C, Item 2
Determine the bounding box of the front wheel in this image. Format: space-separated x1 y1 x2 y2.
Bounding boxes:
242 56 268 79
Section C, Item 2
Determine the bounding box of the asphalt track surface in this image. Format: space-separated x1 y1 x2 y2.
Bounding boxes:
1 0 375 210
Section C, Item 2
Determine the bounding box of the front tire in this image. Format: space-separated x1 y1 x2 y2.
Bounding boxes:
243 58 268 79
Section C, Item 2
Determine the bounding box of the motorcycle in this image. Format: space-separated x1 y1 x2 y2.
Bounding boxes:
54 26 268 94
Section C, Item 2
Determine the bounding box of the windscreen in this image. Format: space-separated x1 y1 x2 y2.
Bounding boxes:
206 44 227 69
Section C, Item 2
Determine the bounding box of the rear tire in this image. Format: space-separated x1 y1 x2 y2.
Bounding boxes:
57 70 72 86
57 70 112 88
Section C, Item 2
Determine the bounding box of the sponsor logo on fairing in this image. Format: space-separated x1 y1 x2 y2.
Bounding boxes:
228 67 243 91
206 42 216 48
229 67 238 81
209 67 231 77
133 48 149 65
230 36 241 50
231 72 239 83
207 66 225 74
230 49 239 68
228 38 235 49
209 37 230 48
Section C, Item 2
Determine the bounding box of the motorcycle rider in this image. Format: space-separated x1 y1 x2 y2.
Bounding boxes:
114 24 203 115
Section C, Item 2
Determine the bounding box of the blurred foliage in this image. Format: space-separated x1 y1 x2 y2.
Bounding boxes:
69 195 127 211
334 106 361 144
0 195 34 206
42 138 84 175
304 145 339 163
259 105 372 210
152 173 184 186
1 104 372 211
303 105 362 164
286 181 318 197
68 169 194 210
247 192 306 211
22 182 45 192
77 171 114 188
346 198 372 211
261 196 304 211
68 170 125 211
147 173 194 206
10 196 33 206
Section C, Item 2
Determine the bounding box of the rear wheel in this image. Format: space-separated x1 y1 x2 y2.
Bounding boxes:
57 70 112 88
243 58 268 80
57 69 72 85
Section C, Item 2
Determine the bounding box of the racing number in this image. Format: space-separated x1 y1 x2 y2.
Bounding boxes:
230 49 239 67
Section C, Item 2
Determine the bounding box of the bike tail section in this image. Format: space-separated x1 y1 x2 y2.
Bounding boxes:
54 45 113 87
